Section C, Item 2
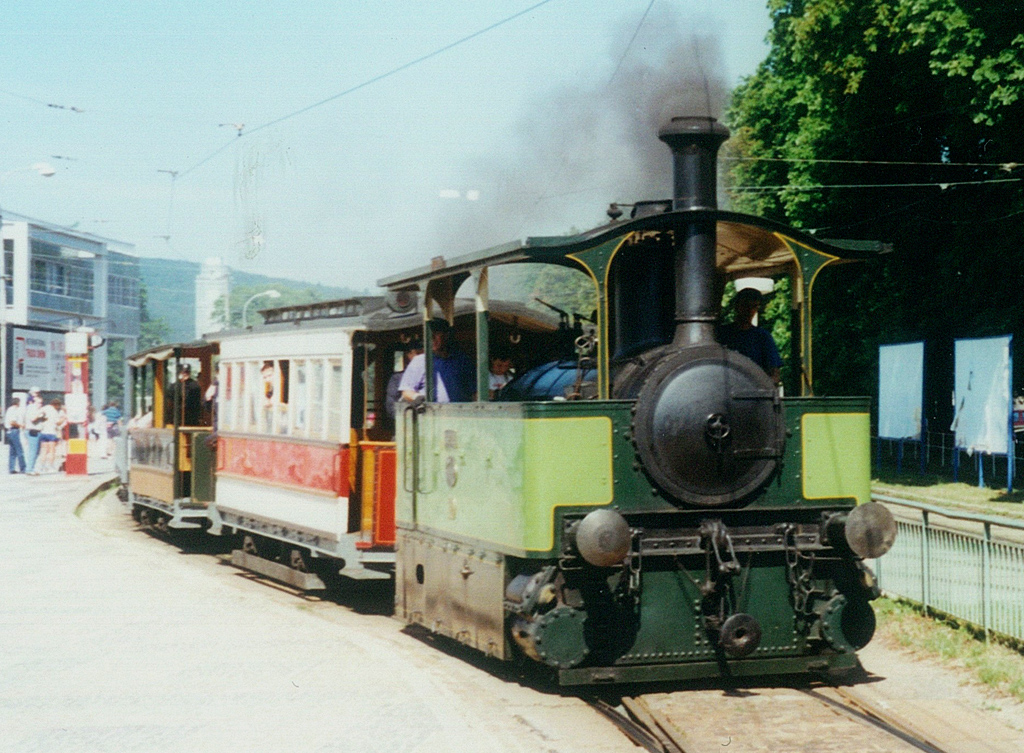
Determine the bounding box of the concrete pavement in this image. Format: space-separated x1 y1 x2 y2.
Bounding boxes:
0 469 635 753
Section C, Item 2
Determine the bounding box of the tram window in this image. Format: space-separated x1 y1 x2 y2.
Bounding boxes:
292 361 308 436
327 360 343 441
247 361 261 432
260 360 275 432
276 359 290 435
220 362 233 431
311 359 325 437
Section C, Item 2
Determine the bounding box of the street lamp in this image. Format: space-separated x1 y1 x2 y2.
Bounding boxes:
2 162 57 412
241 290 281 328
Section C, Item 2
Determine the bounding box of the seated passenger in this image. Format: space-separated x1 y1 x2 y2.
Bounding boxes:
400 319 475 403
718 288 782 385
488 349 514 399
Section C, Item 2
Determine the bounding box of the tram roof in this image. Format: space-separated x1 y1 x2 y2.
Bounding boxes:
201 295 558 340
377 208 891 289
127 341 213 366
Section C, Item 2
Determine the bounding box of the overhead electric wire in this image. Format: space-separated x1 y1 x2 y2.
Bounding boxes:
177 0 560 180
727 155 1021 170
607 0 656 84
730 176 1024 192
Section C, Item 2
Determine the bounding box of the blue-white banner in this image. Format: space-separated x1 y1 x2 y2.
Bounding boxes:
952 336 1012 455
878 342 924 440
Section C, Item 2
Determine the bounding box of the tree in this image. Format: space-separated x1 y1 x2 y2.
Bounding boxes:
212 284 328 329
103 281 169 404
727 0 1024 425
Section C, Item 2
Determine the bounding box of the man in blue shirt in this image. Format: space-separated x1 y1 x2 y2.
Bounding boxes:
718 288 783 385
399 319 475 403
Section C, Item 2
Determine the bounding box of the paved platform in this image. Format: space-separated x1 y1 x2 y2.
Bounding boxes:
0 468 633 753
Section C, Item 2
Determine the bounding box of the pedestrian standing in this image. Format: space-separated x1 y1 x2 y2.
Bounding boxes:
24 387 45 475
102 401 123 458
36 399 66 474
4 395 27 474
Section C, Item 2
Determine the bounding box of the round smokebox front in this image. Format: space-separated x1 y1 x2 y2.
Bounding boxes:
632 344 784 507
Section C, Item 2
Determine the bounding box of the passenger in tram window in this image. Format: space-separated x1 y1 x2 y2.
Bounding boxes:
718 287 782 385
386 338 423 424
488 348 514 399
166 364 203 426
127 399 154 431
204 379 219 429
399 319 475 404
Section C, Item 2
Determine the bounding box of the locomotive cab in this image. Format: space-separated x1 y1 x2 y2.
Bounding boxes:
384 115 896 685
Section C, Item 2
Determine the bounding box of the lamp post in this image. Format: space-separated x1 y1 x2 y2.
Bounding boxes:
1 163 57 414
241 289 281 328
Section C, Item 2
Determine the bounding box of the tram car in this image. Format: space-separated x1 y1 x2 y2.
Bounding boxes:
382 116 897 685
125 295 559 586
126 341 218 531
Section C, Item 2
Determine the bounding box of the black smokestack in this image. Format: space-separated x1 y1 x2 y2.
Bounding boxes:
658 116 729 345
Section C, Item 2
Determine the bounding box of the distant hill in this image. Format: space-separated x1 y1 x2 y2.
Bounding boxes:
139 257 365 342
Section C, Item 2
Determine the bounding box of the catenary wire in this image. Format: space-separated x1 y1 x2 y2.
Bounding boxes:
177 0 560 180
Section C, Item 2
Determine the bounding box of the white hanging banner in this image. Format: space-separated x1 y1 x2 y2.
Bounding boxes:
952 335 1012 455
878 342 924 440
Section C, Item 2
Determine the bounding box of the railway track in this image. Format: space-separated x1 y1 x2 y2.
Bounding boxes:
588 681 952 753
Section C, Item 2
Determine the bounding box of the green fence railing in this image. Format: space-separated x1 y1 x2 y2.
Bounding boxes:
874 494 1024 643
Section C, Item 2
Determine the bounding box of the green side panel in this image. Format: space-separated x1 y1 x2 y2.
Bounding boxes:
521 417 614 550
192 435 216 503
397 406 613 554
801 412 871 505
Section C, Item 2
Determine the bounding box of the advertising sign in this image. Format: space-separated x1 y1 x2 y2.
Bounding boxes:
878 342 924 440
11 327 66 392
952 335 1012 455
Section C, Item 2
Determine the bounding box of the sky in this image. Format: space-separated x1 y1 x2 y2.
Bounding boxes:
1 1 772 293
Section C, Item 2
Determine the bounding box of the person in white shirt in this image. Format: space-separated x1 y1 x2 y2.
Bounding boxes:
24 388 45 474
36 399 67 474
4 395 27 474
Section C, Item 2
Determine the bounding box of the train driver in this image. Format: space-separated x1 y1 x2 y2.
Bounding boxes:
399 318 475 403
718 288 783 385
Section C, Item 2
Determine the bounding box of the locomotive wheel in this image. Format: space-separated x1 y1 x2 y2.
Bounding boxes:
153 514 170 534
287 547 314 573
241 534 262 558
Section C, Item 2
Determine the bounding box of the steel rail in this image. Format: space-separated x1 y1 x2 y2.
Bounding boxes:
622 696 693 753
801 686 950 753
585 698 665 753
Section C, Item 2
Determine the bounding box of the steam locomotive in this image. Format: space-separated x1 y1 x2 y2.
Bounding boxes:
381 116 896 685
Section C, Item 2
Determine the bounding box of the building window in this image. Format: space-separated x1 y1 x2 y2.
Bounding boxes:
3 239 12 302
108 275 139 306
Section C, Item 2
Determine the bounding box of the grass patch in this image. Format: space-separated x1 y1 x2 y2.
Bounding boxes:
874 597 1024 702
872 479 1024 521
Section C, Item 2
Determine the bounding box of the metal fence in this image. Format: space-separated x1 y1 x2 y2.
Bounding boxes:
875 430 1024 488
874 494 1024 643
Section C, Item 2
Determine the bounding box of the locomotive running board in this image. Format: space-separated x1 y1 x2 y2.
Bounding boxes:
230 550 326 591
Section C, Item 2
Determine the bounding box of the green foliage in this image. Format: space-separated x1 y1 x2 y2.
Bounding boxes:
137 282 171 351
217 284 332 329
104 339 125 403
527 265 598 322
487 263 597 323
728 1 1024 420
